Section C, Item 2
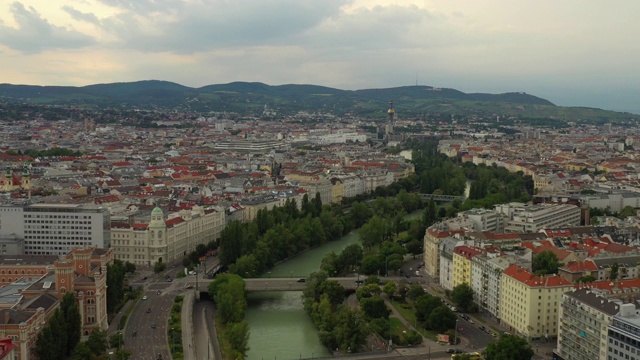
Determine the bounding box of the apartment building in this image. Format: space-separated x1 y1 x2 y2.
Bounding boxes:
110 206 224 266
439 238 461 291
607 310 640 360
0 204 111 256
500 264 573 339
556 288 627 360
452 246 481 289
423 227 465 280
458 208 505 232
496 203 581 233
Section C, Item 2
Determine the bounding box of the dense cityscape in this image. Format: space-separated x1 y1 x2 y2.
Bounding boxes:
0 90 639 360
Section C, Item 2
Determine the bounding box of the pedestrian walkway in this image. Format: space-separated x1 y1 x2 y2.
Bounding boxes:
380 294 470 352
181 290 196 360
107 299 132 336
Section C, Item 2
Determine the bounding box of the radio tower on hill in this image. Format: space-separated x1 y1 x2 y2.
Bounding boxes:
385 100 395 140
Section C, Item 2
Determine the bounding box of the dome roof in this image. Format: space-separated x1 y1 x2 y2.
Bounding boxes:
151 206 163 215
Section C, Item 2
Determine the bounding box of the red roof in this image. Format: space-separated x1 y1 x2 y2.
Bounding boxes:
132 224 148 230
165 217 185 228
504 264 573 288
561 260 598 273
453 246 482 260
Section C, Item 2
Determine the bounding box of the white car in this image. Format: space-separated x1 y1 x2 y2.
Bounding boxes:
142 295 148 300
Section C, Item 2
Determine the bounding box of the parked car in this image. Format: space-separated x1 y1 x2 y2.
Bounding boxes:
142 295 148 300
146 308 151 314
478 326 486 332
446 348 463 354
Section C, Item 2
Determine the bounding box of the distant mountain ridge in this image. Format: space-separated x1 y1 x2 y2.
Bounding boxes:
0 80 630 121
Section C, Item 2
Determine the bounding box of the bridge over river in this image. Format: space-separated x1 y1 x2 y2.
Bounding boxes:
192 276 403 292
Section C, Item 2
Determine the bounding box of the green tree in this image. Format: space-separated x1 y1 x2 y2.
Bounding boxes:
383 281 397 298
610 262 620 280
106 259 127 314
35 316 60 360
208 274 247 324
450 283 475 312
61 292 82 355
71 342 92 360
227 321 250 358
426 306 457 332
415 294 442 322
483 334 534 360
532 250 560 275
333 307 368 353
86 327 108 355
407 284 426 301
359 216 388 249
109 332 125 348
360 297 390 320
153 261 167 273
219 221 246 266
619 205 637 219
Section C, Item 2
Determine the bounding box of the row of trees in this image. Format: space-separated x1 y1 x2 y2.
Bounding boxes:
35 292 82 359
208 274 250 359
106 259 136 315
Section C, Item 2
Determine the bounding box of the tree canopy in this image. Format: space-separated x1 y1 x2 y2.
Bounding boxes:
484 334 534 360
532 250 560 276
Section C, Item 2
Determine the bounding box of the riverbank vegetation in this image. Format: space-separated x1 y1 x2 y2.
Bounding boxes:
208 274 250 360
213 139 536 357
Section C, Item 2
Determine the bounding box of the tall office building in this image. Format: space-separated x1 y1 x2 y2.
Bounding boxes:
0 204 110 256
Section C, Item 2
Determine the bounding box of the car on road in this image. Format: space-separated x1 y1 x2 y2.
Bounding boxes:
446 348 463 354
460 314 474 323
355 279 364 284
156 290 161 295
297 278 306 283
166 278 172 282
146 308 151 314
142 295 148 300
151 323 157 329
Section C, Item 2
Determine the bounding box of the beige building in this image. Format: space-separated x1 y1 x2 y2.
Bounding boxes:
500 264 573 339
111 206 224 266
423 227 465 280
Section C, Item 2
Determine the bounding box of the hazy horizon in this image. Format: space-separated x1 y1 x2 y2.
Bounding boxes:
1 1 639 113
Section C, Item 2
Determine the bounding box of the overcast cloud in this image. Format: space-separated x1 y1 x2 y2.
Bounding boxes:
0 0 639 112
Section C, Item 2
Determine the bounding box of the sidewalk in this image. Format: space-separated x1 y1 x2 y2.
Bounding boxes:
181 290 196 360
107 299 132 336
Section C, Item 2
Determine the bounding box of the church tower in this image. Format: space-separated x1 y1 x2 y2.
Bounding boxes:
22 163 31 189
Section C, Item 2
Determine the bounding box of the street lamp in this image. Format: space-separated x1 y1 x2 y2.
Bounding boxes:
108 351 114 360
454 319 459 352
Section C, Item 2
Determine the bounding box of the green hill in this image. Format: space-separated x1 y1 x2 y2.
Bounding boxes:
0 80 634 121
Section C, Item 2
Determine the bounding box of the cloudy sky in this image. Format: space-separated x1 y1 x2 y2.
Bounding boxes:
1 0 639 112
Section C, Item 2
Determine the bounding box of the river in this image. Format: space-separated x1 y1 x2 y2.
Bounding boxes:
245 211 426 359
245 232 361 359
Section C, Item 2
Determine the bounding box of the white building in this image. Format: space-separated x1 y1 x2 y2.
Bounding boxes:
556 288 629 360
110 206 224 266
439 237 462 291
0 204 110 256
607 309 640 360
495 202 581 233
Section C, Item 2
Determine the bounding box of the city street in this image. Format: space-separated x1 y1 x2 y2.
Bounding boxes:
124 288 174 360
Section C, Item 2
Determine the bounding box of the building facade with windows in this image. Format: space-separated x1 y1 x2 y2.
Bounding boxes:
110 206 224 266
556 288 626 360
606 310 640 360
0 204 111 256
0 247 112 360
500 264 573 339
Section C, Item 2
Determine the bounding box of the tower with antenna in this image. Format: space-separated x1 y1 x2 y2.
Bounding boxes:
385 100 395 140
